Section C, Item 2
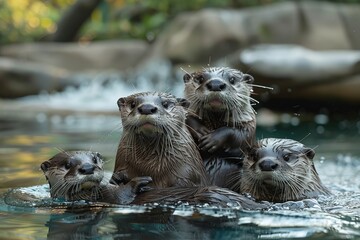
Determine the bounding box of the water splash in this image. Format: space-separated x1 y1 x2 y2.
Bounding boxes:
19 62 185 113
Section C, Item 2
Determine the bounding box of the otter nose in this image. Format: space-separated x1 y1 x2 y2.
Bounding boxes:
259 159 279 171
206 79 226 91
78 163 95 175
138 104 158 115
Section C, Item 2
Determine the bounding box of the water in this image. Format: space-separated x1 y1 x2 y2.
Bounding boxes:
0 81 359 239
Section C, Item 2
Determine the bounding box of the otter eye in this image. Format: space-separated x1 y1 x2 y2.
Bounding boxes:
283 154 291 162
65 162 71 170
162 100 174 109
129 101 136 109
92 156 98 164
162 101 169 109
229 76 236 84
196 75 205 84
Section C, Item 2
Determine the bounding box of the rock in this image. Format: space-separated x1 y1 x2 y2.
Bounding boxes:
0 57 75 98
300 75 360 103
216 44 360 103
151 1 358 64
335 4 360 49
298 1 351 50
234 44 360 82
153 2 301 63
0 40 149 72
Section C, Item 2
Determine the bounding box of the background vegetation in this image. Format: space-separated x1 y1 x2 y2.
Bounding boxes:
0 0 273 44
0 0 359 44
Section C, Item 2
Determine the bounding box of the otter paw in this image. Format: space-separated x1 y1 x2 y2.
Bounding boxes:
129 176 153 194
199 128 231 153
186 116 210 140
110 171 130 185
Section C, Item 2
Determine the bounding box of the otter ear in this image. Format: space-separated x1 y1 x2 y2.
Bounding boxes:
40 161 51 172
243 74 254 83
117 97 126 109
303 147 315 160
183 73 192 83
177 98 190 109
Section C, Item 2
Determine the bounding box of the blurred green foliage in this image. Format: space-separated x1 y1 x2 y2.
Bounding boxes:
0 0 360 44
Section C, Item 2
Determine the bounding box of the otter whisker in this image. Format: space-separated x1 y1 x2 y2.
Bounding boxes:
248 84 274 90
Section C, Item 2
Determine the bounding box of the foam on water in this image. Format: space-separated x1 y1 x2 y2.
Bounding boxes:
19 67 185 113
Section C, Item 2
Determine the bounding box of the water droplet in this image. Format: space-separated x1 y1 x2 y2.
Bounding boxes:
291 117 300 126
316 126 325 134
314 114 329 125
50 115 62 125
280 113 291 124
339 121 348 130
36 113 47 123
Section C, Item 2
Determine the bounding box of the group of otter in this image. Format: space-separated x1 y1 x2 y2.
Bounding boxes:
41 67 330 209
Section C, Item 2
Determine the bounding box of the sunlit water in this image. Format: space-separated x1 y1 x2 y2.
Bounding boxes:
0 80 359 239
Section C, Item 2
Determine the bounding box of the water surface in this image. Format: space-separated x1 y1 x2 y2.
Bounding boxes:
0 111 359 239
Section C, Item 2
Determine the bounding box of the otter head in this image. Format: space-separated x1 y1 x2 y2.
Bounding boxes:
241 138 324 202
183 67 254 113
117 92 190 138
40 151 104 200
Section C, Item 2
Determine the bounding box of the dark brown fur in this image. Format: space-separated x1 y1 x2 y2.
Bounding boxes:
238 138 331 203
134 186 269 209
183 67 257 189
40 151 151 204
111 91 209 188
41 151 269 209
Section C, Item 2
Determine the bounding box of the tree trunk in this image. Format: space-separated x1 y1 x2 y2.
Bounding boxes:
50 0 103 42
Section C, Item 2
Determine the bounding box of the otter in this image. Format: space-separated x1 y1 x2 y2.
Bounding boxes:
111 91 209 188
40 151 151 204
183 67 257 189
239 138 331 203
41 151 269 209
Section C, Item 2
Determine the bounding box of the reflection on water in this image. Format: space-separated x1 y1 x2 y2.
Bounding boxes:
0 113 359 239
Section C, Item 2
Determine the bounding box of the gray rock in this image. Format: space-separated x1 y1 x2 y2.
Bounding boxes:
0 40 149 72
153 2 301 63
217 44 360 103
237 44 360 82
0 57 75 98
150 1 358 64
298 1 351 50
334 3 360 49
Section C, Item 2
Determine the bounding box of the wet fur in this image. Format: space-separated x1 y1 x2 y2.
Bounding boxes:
183 67 257 189
134 186 269 209
41 151 151 204
185 67 256 127
112 91 209 188
42 151 268 209
41 151 104 201
239 138 331 203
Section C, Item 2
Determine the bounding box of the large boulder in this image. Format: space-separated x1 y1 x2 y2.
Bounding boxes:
0 40 149 72
0 57 75 98
217 44 360 103
337 4 360 49
151 1 359 64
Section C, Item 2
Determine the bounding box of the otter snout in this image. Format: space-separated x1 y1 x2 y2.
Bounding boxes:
78 163 96 175
138 104 158 115
206 79 226 91
258 159 279 171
